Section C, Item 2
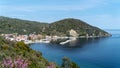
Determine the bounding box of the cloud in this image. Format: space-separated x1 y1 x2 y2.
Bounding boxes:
0 6 33 12
0 0 108 12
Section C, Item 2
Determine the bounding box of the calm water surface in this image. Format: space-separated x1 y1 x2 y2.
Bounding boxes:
30 30 120 68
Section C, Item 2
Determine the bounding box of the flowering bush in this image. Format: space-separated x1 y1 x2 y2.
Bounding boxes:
2 57 29 68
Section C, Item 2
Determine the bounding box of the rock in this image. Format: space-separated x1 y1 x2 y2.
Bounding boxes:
69 29 79 37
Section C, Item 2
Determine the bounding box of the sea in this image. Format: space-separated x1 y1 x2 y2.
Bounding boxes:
30 29 120 68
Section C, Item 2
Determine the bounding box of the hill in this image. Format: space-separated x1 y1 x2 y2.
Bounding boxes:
0 16 110 37
0 16 48 34
47 18 110 37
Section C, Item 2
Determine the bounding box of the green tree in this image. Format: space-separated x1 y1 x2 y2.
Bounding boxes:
61 57 80 68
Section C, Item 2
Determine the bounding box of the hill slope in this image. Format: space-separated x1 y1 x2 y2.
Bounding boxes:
0 36 80 68
0 36 50 67
0 16 48 34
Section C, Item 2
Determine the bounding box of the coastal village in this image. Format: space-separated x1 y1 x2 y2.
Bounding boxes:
0 33 54 44
0 29 110 45
0 29 81 44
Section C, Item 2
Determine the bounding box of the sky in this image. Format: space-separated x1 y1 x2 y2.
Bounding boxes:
0 0 120 29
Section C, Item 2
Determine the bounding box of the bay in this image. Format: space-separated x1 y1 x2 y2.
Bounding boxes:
30 29 120 68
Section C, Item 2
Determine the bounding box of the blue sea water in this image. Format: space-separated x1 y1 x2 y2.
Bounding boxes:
30 30 120 68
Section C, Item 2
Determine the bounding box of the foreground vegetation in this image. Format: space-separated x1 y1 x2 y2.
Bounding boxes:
0 36 80 68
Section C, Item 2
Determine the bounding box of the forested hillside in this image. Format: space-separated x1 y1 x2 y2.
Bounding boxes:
0 16 48 34
0 16 110 37
46 18 110 36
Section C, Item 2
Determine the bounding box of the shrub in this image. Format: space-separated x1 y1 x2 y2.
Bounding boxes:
2 56 29 68
61 57 80 68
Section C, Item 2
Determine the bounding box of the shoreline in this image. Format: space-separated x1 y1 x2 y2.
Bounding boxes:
25 35 111 45
24 39 50 44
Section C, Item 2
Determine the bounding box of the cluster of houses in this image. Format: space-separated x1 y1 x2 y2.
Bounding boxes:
0 33 66 44
0 29 108 44
0 34 51 44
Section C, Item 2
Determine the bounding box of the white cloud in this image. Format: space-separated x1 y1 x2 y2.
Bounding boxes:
0 0 108 12
0 6 33 12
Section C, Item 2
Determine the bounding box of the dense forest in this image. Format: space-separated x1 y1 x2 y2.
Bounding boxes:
0 16 110 36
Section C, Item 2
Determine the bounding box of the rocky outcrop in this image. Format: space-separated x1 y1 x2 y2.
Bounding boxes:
69 29 79 37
